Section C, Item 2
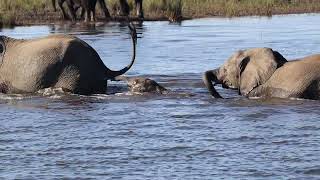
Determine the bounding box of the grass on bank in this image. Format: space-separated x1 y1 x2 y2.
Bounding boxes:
182 0 320 17
1 0 320 26
0 0 49 26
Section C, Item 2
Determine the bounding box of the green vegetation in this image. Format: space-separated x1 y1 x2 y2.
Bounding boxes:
0 0 50 26
182 0 320 18
1 0 320 26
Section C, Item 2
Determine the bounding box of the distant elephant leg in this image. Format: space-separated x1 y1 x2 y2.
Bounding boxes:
80 7 85 19
58 0 70 20
89 0 97 21
73 6 83 19
98 0 111 19
203 69 223 98
66 0 77 21
52 0 57 11
135 0 143 18
119 0 130 16
84 9 90 22
91 9 96 21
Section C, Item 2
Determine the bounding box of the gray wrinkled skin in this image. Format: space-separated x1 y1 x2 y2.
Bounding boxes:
0 31 135 95
203 47 320 100
117 76 168 94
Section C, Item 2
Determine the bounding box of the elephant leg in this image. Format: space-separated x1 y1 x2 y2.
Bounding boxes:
98 0 111 19
135 0 143 18
119 0 130 16
79 7 85 19
91 9 96 22
52 0 57 11
58 0 70 20
66 0 77 21
84 10 89 22
203 69 223 98
89 0 97 21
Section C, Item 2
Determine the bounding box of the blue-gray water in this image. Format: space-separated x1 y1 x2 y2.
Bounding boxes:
1 14 320 179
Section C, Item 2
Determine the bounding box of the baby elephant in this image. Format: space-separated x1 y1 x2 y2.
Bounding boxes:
116 76 168 94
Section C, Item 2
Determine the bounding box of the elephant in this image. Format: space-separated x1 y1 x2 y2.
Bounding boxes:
0 24 137 95
116 76 168 94
118 0 143 18
55 0 80 21
55 0 110 21
203 48 320 100
55 0 143 21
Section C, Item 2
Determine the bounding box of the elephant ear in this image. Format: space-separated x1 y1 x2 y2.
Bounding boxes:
239 48 287 96
0 36 5 66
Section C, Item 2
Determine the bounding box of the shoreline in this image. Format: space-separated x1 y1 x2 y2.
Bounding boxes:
2 11 320 28
1 0 320 28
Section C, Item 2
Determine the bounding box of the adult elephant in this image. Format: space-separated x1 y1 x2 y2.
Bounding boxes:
52 0 57 11
0 24 137 95
56 0 143 21
203 48 320 100
55 0 110 21
119 0 143 18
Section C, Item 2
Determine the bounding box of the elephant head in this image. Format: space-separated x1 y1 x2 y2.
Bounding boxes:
203 48 287 98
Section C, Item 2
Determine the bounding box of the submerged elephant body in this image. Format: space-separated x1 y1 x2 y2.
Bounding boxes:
203 48 320 100
0 26 136 95
249 54 320 99
116 76 168 94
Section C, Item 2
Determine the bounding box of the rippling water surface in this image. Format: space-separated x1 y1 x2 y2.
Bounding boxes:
1 14 320 179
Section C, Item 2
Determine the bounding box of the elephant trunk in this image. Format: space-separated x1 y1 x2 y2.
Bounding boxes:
203 68 223 98
107 23 137 80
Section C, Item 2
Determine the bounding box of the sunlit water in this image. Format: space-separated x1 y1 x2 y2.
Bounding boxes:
1 14 320 179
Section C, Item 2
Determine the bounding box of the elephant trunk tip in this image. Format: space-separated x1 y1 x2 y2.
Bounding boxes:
203 70 223 98
108 23 137 80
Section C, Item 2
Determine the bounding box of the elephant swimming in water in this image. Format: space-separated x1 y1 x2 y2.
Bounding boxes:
203 48 320 100
0 24 137 95
116 76 168 94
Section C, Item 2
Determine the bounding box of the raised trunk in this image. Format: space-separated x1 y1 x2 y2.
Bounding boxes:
107 24 137 79
203 68 223 98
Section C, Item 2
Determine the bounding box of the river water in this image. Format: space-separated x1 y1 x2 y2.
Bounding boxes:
1 14 320 179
